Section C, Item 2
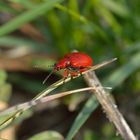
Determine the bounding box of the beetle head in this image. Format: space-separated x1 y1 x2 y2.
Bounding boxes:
54 59 70 71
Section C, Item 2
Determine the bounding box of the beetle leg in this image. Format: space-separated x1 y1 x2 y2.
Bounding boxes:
78 68 86 76
69 71 79 79
63 69 70 83
63 69 69 78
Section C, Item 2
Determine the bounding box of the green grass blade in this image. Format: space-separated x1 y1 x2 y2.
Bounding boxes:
0 0 64 36
55 4 87 23
102 0 129 17
0 1 17 14
0 36 51 52
104 52 140 88
66 96 98 140
125 41 140 54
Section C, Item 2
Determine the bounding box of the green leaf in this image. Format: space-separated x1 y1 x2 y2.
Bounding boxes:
91 0 122 34
0 83 12 102
66 96 98 140
28 131 64 140
125 41 140 54
104 52 140 88
0 70 11 102
102 0 129 17
0 70 7 85
0 0 64 36
0 36 51 52
0 1 17 14
55 4 87 23
8 73 45 93
84 130 98 140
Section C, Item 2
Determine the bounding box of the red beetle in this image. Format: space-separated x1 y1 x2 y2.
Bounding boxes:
43 52 93 83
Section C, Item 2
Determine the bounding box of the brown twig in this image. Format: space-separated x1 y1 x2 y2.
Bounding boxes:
84 71 137 140
0 87 95 116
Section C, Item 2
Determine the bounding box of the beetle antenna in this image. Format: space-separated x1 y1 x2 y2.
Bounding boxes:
43 69 55 84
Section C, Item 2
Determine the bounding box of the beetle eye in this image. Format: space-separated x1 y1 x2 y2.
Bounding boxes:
54 63 58 70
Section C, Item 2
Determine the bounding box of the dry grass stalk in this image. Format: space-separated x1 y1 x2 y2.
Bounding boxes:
84 72 137 140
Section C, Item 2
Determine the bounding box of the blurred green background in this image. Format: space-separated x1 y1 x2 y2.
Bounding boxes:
0 0 140 140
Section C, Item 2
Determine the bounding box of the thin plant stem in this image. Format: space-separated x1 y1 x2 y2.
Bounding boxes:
84 71 137 140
